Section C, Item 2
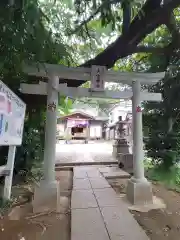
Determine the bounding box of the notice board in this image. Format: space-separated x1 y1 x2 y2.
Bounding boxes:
0 80 26 145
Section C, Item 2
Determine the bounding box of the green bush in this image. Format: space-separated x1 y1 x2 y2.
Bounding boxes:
147 165 180 191
13 108 45 181
145 130 180 170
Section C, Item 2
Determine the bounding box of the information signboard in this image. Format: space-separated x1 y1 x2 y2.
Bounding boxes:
0 80 26 146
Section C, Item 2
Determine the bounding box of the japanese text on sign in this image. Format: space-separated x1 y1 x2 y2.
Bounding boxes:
0 80 26 146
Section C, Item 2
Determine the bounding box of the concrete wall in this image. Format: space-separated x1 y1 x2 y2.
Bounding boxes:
89 120 103 139
109 128 115 140
105 127 115 140
57 123 65 138
108 100 132 125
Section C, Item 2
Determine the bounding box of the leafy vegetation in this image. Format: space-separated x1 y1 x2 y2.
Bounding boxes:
145 159 180 192
58 97 74 116
142 42 180 169
0 1 70 182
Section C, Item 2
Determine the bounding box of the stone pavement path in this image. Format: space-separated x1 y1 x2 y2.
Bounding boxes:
56 141 116 165
71 166 149 240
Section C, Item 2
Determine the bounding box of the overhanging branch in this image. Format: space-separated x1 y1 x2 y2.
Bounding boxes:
131 43 174 54
135 46 166 53
165 12 180 43
68 0 180 87
81 0 180 68
71 4 102 34
71 0 117 35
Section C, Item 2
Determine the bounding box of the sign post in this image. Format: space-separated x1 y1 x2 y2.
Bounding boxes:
4 146 17 199
0 80 26 200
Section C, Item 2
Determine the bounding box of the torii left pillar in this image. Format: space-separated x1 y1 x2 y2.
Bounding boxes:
33 75 59 213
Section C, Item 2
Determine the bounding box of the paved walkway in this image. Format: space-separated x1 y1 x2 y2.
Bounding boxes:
56 141 116 165
71 166 149 240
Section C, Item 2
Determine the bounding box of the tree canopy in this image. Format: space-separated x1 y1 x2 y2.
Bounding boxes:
38 0 180 87
73 0 180 69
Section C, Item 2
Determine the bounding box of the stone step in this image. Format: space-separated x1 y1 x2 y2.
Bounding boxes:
55 161 117 167
103 171 130 179
99 166 130 179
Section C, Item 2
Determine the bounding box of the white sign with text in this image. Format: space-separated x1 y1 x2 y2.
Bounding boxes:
91 65 106 91
0 80 26 146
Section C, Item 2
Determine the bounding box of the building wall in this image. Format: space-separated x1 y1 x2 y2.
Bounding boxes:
108 100 132 126
89 120 103 139
57 123 65 138
57 119 104 139
109 128 115 140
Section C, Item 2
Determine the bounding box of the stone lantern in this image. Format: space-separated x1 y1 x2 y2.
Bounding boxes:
112 116 133 172
115 116 126 142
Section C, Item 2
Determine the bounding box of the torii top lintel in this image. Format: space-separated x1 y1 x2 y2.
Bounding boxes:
24 63 165 85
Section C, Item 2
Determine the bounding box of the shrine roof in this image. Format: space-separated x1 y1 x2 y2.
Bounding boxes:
58 111 95 120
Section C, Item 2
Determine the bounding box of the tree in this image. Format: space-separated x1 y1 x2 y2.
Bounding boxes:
143 52 180 169
0 0 71 181
99 12 180 169
74 0 180 69
120 25 180 169
37 0 180 88
58 97 74 115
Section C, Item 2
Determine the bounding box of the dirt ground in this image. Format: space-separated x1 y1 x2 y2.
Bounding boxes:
108 178 180 240
0 170 73 240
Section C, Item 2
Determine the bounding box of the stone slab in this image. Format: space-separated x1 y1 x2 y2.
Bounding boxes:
93 188 121 207
100 206 149 240
71 189 98 209
73 167 87 178
73 178 91 190
103 170 130 179
98 167 110 173
71 208 109 240
89 177 111 189
99 166 121 173
55 166 73 171
87 169 102 178
99 167 130 179
56 161 117 167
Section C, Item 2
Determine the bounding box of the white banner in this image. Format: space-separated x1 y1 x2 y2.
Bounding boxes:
0 80 26 146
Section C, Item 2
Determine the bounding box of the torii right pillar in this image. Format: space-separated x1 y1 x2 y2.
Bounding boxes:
126 80 153 205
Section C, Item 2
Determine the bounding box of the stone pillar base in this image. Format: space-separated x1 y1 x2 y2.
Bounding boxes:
118 153 133 173
113 139 130 158
32 180 59 213
126 177 153 205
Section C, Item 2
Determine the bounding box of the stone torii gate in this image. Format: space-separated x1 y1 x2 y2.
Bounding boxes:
20 64 165 206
